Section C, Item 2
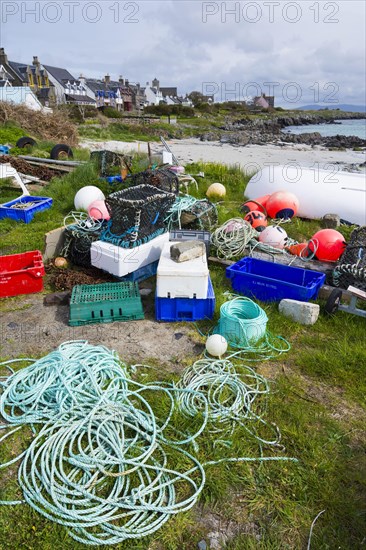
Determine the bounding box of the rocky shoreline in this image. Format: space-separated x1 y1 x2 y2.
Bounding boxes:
199 112 366 149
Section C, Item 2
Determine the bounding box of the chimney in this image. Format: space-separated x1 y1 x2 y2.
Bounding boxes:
125 79 129 87
79 74 86 85
104 73 110 85
33 56 40 68
119 75 124 85
0 48 8 65
136 82 140 91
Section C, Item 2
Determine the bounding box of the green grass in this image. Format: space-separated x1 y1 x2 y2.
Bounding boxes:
0 159 365 549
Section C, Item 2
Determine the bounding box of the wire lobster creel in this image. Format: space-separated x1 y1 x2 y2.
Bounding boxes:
180 199 218 231
332 226 366 291
102 184 175 247
61 214 106 268
126 168 180 195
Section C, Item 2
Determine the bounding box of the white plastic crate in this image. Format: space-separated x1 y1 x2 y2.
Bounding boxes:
90 233 169 277
156 241 209 299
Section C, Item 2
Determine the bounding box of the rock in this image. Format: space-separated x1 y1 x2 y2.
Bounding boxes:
43 291 71 306
279 299 320 325
322 213 341 229
170 241 205 262
139 288 152 296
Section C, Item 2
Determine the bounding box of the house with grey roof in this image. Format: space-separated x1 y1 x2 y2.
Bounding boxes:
0 49 53 106
43 63 95 106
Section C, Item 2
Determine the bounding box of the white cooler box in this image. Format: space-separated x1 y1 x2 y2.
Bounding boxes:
156 241 209 299
90 233 169 277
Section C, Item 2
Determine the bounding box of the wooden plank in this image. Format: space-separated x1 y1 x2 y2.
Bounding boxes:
43 226 66 261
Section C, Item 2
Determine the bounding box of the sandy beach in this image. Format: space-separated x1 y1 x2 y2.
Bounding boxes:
80 137 366 173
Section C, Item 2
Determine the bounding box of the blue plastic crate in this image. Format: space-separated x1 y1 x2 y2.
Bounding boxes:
226 257 325 302
0 196 53 223
117 260 158 283
155 276 215 322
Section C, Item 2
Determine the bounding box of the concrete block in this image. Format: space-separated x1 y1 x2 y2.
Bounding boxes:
279 299 320 325
170 240 205 262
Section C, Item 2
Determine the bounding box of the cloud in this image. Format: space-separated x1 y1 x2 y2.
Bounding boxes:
1 0 365 105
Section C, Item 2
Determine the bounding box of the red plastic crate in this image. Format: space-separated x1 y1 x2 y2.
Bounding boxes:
0 250 45 298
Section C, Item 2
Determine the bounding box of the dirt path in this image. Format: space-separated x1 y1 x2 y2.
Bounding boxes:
0 292 204 369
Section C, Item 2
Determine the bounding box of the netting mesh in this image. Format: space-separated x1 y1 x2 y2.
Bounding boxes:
90 150 129 177
179 199 218 231
333 226 366 291
62 224 105 268
103 184 175 247
126 168 179 194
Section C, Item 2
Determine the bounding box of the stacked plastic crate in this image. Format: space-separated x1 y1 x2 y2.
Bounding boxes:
155 241 215 322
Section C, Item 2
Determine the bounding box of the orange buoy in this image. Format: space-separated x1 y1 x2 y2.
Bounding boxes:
308 229 346 262
286 243 309 257
244 210 268 232
266 191 299 219
240 194 270 215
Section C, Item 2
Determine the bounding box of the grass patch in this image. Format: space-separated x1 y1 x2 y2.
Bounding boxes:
0 158 365 549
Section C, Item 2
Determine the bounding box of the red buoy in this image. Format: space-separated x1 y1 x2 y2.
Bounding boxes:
240 195 270 215
308 229 346 262
266 191 299 219
244 210 268 232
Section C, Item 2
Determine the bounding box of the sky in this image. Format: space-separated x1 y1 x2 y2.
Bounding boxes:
1 0 365 107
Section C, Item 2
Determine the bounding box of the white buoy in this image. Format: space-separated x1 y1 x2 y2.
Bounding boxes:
74 186 105 211
258 225 288 249
206 334 228 357
206 183 226 200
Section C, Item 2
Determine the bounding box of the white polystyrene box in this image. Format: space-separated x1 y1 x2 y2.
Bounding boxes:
90 233 170 277
156 241 209 299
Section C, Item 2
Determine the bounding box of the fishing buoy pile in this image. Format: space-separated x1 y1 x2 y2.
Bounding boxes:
74 186 105 212
241 190 299 235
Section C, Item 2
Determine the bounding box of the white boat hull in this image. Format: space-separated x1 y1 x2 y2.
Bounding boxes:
245 165 366 226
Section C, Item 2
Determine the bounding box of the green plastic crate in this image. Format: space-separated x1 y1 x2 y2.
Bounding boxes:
69 282 144 326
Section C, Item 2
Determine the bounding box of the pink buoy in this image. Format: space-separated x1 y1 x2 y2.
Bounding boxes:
88 200 110 221
169 166 185 174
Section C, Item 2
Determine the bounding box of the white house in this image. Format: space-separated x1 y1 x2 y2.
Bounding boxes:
0 86 46 111
144 80 164 106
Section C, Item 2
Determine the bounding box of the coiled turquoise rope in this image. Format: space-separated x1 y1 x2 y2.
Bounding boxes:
177 357 281 447
209 295 291 361
0 341 296 545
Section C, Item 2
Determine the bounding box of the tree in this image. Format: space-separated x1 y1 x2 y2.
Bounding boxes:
188 91 205 107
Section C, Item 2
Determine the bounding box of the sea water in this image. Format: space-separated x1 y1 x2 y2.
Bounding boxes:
283 118 366 139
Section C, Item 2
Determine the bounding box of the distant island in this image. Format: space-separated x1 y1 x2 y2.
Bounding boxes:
296 104 366 113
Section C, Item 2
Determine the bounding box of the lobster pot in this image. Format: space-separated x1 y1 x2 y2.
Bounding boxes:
127 168 179 195
179 199 218 231
104 184 175 246
62 224 104 268
334 226 366 292
90 150 125 177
